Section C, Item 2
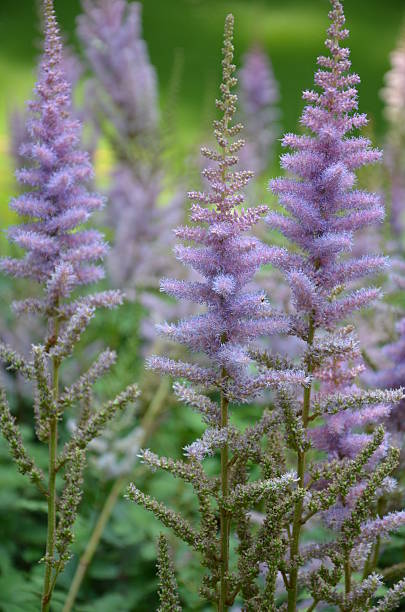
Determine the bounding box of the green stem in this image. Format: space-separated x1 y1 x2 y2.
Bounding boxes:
287 317 315 612
42 349 60 612
371 537 381 571
63 377 170 612
344 558 351 596
219 390 229 612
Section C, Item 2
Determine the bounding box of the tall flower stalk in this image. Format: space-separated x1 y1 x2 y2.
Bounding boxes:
261 0 404 608
127 15 306 610
77 0 185 306
4 21 85 412
238 44 280 177
0 2 139 610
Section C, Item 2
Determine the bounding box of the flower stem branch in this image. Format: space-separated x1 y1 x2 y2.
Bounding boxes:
42 318 60 612
219 389 230 612
287 317 315 612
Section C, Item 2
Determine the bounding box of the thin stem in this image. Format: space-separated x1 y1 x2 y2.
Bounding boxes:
371 536 381 572
287 317 315 612
42 315 60 612
48 558 64 602
363 497 385 580
306 600 318 612
361 349 378 373
344 558 351 596
63 377 170 612
42 415 58 611
281 570 290 590
219 389 230 612
301 508 318 525
218 78 231 606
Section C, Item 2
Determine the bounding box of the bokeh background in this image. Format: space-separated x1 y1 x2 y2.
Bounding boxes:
0 0 404 206
1 1 405 611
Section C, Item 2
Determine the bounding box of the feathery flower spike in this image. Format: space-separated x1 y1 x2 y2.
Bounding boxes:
1 0 109 310
128 15 305 611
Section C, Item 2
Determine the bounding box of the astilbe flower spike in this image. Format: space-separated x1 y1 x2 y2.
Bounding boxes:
63 4 188 602
1 3 107 296
0 2 139 610
148 21 302 399
127 15 307 610
238 44 280 177
8 42 84 175
77 0 186 349
78 0 158 147
2 43 86 400
255 1 405 609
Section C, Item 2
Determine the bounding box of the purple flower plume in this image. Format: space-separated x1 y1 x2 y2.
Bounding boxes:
261 4 404 605
149 15 305 398
238 45 280 175
77 0 158 148
268 0 386 330
1 0 110 310
78 0 186 347
8 22 84 176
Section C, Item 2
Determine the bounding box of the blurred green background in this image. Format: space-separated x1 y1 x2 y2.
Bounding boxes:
0 0 404 203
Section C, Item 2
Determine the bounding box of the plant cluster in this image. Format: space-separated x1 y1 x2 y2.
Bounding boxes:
0 2 139 608
1 1 405 611
126 4 405 610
